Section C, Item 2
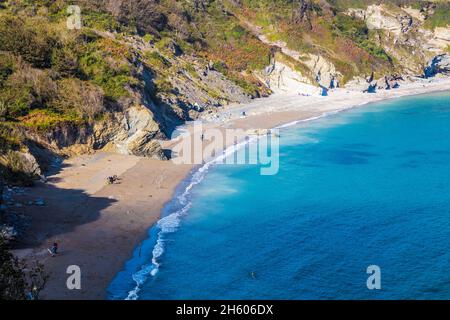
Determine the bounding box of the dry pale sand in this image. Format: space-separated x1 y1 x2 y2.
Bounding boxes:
12 77 450 300
218 77 450 130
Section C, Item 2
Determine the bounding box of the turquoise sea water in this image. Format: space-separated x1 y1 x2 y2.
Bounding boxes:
108 91 450 300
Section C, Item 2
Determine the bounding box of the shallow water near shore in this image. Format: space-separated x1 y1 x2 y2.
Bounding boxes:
108 91 450 300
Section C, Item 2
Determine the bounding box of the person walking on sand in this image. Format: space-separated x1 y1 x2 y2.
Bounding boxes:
48 242 58 257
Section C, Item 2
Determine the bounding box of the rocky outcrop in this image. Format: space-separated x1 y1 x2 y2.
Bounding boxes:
260 56 316 95
347 4 450 53
434 27 450 43
348 5 406 36
94 105 167 160
0 148 43 183
170 63 251 108
402 7 425 22
305 54 342 89
346 4 450 77
427 27 450 52
31 123 93 151
424 54 450 78
345 75 401 93
22 105 167 161
379 75 401 90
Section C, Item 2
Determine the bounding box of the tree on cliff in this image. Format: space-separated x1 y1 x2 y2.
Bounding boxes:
0 239 48 300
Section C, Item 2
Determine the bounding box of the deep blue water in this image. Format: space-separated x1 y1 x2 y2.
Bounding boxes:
108 91 450 300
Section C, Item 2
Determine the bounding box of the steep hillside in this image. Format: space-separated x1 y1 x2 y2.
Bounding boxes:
227 0 449 87
0 0 273 183
0 0 449 184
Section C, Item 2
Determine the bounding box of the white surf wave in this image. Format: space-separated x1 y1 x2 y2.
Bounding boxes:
125 136 256 300
124 107 357 300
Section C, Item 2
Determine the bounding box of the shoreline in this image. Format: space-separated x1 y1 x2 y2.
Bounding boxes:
12 77 450 300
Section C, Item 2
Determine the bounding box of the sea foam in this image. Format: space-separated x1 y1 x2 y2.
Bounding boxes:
125 134 257 300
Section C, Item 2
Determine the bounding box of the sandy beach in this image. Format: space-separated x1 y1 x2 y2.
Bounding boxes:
12 154 192 299
11 77 450 299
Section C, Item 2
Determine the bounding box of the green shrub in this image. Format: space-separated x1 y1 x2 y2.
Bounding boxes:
184 63 198 78
83 11 122 32
143 34 155 43
212 61 228 74
0 53 14 88
0 123 22 153
144 51 171 70
52 78 105 119
96 74 137 101
19 109 81 131
51 45 80 77
227 25 246 40
334 14 391 62
334 14 368 42
0 238 48 299
424 3 450 29
0 15 56 68
0 85 33 118
79 41 136 100
154 77 173 93
360 40 391 62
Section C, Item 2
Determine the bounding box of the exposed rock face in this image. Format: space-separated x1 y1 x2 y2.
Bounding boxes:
305 54 342 89
348 5 420 36
346 73 405 92
351 5 412 34
13 152 42 178
23 106 167 160
0 148 43 181
261 58 316 95
379 75 401 90
424 54 450 78
93 105 166 159
346 4 450 78
347 4 450 54
428 27 450 51
241 17 341 90
170 63 251 108
344 77 369 92
434 27 450 43
34 123 93 150
402 7 425 21
348 5 405 35
398 15 413 33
